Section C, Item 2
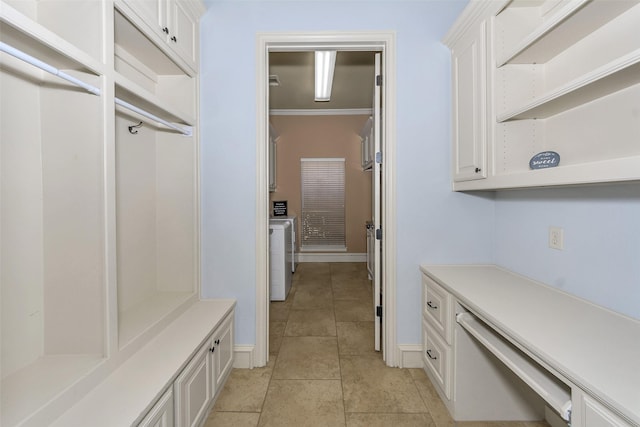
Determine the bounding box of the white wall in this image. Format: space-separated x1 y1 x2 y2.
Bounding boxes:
199 0 497 347
494 185 640 320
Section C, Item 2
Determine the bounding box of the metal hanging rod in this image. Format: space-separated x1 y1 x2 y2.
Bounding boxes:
0 41 192 137
114 98 192 137
0 41 101 96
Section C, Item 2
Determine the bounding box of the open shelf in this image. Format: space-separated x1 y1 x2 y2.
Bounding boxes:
495 0 636 67
457 312 572 421
114 8 197 119
1 0 103 65
115 78 195 126
497 50 640 121
1 355 104 427
118 291 196 348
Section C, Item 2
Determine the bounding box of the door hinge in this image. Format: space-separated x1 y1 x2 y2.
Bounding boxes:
376 305 382 318
375 228 382 240
376 75 382 86
375 151 382 164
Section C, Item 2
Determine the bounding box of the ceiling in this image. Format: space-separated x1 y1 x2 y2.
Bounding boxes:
268 51 376 111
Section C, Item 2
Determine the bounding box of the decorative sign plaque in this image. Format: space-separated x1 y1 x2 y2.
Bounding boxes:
529 151 560 170
273 201 288 217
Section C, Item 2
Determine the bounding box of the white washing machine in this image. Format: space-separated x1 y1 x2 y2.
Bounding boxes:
269 221 292 301
269 215 297 273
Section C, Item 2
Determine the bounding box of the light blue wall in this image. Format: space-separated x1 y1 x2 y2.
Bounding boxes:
494 184 640 320
199 0 497 347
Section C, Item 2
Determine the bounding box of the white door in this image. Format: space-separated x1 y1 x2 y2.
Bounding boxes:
372 52 383 352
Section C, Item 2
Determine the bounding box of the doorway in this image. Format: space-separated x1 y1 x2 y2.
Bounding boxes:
255 32 397 368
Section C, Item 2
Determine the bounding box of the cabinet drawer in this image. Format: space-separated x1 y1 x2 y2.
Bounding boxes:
422 319 452 400
422 274 453 344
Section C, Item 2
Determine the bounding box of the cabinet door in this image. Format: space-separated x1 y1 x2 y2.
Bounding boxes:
168 0 198 70
138 388 174 427
122 0 166 40
174 345 212 427
210 314 234 394
575 392 631 427
451 21 487 182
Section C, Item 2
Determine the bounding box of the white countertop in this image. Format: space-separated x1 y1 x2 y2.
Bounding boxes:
51 299 236 427
420 264 640 425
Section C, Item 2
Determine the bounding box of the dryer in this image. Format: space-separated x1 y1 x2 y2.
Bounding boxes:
269 221 292 301
269 215 297 273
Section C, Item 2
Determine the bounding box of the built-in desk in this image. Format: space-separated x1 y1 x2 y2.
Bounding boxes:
420 265 640 427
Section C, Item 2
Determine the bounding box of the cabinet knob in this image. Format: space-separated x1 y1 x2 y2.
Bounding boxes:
426 301 438 310
171 36 177 43
475 167 481 173
162 27 169 34
426 349 437 360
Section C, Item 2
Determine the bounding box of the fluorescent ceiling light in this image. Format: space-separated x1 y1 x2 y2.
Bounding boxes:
315 51 337 102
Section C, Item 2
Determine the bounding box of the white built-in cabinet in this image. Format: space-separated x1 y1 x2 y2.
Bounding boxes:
420 265 640 427
0 0 235 426
444 0 640 190
120 0 200 72
450 19 487 182
173 310 233 427
139 388 175 427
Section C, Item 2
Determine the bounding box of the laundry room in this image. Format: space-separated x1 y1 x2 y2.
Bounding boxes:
267 50 377 298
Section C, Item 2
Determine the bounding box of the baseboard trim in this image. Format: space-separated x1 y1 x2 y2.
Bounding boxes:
397 344 423 368
296 253 366 263
233 345 255 368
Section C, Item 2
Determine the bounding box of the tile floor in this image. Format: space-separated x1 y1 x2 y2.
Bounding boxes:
204 262 550 427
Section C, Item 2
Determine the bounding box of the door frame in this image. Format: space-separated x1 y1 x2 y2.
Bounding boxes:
255 31 397 367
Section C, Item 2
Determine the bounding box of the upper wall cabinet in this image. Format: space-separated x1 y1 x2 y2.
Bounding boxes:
449 20 487 182
444 0 640 191
118 0 204 73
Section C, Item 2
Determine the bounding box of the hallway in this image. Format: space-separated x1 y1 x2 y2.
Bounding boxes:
204 262 548 427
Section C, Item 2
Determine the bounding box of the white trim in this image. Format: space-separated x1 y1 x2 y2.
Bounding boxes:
397 345 424 368
233 345 255 369
270 108 373 116
256 31 397 368
296 252 366 263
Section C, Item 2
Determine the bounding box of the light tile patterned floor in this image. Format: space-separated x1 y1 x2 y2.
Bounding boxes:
204 262 550 427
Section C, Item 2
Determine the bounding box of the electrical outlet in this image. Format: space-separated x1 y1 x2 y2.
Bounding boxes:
549 227 564 250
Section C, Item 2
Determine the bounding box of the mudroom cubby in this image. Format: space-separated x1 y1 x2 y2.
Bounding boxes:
446 0 640 191
2 0 209 425
115 107 198 349
1 19 106 427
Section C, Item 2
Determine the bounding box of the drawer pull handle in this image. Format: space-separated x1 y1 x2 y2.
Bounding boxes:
426 349 437 360
475 167 481 173
171 36 177 42
427 301 438 309
162 27 169 34
210 346 215 353
215 339 220 345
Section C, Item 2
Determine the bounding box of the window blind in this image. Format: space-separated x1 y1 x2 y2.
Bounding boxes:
300 158 346 251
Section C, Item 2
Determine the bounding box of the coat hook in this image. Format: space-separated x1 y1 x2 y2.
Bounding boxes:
128 121 143 134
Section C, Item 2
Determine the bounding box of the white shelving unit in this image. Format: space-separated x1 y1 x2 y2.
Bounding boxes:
445 0 640 191
1 0 206 425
